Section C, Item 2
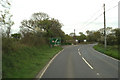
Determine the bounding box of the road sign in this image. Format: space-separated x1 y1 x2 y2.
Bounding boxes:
50 38 61 46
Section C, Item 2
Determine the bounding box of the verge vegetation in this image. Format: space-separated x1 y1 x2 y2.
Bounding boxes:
1 1 65 78
93 44 119 60
3 45 62 78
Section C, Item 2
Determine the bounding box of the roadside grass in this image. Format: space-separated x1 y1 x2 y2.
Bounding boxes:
93 44 119 60
3 45 62 78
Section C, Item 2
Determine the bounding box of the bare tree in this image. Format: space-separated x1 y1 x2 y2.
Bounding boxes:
0 0 14 37
31 12 49 21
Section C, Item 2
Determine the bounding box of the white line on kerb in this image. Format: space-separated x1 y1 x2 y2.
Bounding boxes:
39 49 64 78
82 57 94 69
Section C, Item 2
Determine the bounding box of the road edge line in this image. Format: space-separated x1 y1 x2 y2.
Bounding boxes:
35 49 64 79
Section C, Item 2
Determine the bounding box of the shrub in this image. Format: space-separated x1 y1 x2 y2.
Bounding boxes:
2 38 15 53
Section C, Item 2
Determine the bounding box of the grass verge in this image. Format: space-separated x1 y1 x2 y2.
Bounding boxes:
3 45 62 78
93 44 119 60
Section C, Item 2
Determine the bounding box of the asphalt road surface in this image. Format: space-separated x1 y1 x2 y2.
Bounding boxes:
41 44 119 78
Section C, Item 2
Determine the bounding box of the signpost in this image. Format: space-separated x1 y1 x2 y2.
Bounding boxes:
50 38 61 47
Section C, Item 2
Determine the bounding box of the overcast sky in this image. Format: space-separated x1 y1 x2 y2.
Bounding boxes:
10 0 119 35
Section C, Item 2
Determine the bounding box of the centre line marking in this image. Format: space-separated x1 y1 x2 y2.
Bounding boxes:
82 57 94 69
78 52 81 56
97 73 100 76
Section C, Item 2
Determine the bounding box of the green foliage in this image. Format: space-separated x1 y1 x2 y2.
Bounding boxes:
86 27 119 46
93 44 119 60
2 12 64 78
3 45 62 78
69 33 74 37
38 18 64 38
61 42 72 45
0 0 14 38
11 33 21 39
77 32 86 42
106 28 120 45
86 30 101 42
2 37 26 54
64 34 73 40
2 38 14 53
3 12 65 53
32 12 49 21
20 32 47 46
62 34 74 44
20 12 65 42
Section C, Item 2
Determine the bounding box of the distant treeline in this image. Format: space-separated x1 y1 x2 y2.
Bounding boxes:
85 27 120 45
67 27 120 45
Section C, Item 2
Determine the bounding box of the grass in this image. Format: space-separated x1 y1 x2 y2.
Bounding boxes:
2 45 62 78
93 44 120 60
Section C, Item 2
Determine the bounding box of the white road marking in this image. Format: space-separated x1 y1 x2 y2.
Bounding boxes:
82 57 94 69
78 52 81 56
96 73 100 76
39 49 64 78
78 49 79 51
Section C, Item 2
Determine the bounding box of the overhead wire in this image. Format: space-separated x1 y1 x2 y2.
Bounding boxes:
81 4 118 31
63 0 118 34
106 4 118 12
79 0 119 30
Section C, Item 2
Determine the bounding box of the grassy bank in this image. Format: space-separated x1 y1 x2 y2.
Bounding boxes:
93 44 119 60
3 45 62 78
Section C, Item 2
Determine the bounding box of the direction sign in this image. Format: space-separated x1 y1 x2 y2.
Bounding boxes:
50 38 61 46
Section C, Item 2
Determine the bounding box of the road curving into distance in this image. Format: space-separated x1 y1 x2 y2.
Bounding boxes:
39 44 119 79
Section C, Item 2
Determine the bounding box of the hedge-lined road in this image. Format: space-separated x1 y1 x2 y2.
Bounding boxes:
41 44 119 78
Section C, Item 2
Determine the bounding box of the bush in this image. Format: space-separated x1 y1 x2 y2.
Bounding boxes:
2 38 15 53
61 42 72 45
2 32 49 54
20 33 48 46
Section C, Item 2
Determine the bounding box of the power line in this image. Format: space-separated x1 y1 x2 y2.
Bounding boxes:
81 4 118 29
83 13 103 27
106 4 118 12
104 0 118 4
64 4 118 28
81 9 102 26
81 0 118 28
63 3 118 34
63 7 103 27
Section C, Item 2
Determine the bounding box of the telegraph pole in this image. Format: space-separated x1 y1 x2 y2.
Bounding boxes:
74 29 75 37
103 3 107 49
74 29 76 45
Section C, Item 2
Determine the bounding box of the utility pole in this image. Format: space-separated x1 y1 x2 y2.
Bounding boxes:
74 29 75 37
103 3 107 49
74 29 76 45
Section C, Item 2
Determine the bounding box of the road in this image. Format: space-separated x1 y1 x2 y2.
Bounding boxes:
40 44 119 79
